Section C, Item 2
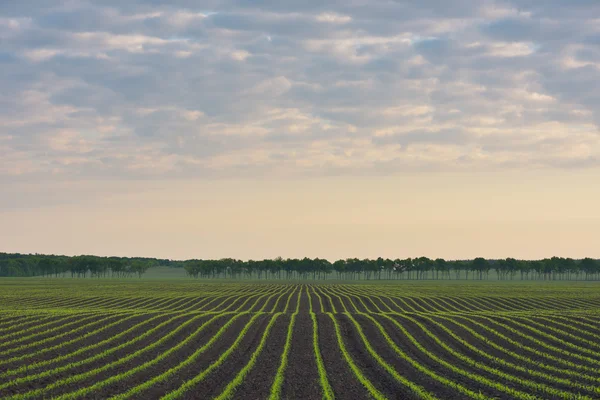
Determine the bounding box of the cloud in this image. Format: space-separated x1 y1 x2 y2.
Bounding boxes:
1 0 600 185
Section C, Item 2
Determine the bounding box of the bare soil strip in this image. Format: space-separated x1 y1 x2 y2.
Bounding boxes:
316 314 370 400
231 314 290 399
281 314 322 399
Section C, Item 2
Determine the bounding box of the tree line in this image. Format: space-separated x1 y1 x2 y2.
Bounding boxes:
2 253 599 281
0 253 172 278
182 256 600 281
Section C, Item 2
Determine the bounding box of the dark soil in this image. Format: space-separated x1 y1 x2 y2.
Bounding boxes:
0 314 177 379
338 291 368 313
407 297 437 312
316 314 370 400
421 315 600 394
460 315 600 369
401 297 429 313
337 314 429 400
4 284 598 400
495 315 600 355
0 315 52 331
281 314 322 399
283 288 300 313
327 293 345 313
231 314 290 399
261 289 286 312
0 315 75 339
34 313 238 398
376 295 405 313
373 313 509 399
364 295 393 313
308 289 323 313
297 288 310 312
0 314 124 358
161 313 272 400
317 290 334 313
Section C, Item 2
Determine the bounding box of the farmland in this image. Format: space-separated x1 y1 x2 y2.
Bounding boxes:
1 279 600 399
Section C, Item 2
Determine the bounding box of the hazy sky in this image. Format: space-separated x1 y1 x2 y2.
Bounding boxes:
1 1 600 260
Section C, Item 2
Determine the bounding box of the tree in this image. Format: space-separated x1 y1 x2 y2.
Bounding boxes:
435 258 448 280
472 258 488 280
1 252 599 282
184 260 202 278
333 260 346 279
580 258 599 280
130 260 153 278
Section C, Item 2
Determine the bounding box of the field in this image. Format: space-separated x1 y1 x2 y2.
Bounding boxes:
1 279 600 399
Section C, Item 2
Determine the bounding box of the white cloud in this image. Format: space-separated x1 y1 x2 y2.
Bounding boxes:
181 110 203 121
245 76 292 96
166 11 207 27
22 48 63 62
487 41 537 57
315 13 352 24
230 50 250 61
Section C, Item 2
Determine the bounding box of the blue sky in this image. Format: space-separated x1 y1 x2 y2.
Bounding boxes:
1 1 600 259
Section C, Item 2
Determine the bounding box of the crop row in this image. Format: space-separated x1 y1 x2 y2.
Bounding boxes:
0 283 599 399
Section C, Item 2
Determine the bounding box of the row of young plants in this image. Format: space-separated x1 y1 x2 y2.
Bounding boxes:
7 285 323 399
394 313 599 399
358 289 598 314
315 285 600 399
339 283 600 320
341 284 600 356
3 283 599 316
268 287 301 399
153 287 294 400
421 314 600 389
0 313 148 367
445 314 600 375
70 286 291 399
0 283 292 314
319 285 600 318
324 287 494 399
0 314 81 341
1 283 599 399
2 287 292 399
0 314 119 354
307 286 335 400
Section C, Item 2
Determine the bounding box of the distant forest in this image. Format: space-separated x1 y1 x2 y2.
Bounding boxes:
1 253 600 280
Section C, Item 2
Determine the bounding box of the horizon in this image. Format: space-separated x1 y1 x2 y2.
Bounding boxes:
3 248 599 264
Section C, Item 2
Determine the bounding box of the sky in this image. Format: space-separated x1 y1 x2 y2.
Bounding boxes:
1 1 600 261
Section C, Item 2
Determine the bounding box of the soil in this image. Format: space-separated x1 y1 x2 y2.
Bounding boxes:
281 314 322 399
231 314 290 399
3 283 599 400
0 314 175 377
162 314 272 400
316 313 370 400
